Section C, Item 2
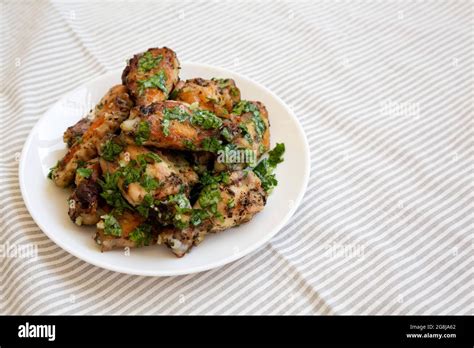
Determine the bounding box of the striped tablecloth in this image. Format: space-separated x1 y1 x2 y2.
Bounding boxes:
1 0 472 315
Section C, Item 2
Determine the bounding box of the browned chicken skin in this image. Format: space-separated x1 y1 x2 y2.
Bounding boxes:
121 101 221 151
172 78 241 118
94 210 159 251
122 47 180 106
51 85 133 187
63 117 92 148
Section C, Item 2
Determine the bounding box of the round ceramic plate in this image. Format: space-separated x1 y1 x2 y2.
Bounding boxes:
19 62 310 276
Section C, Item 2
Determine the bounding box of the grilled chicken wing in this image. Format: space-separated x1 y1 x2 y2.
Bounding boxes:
68 158 102 225
63 117 92 148
50 85 133 187
99 143 198 207
200 170 267 232
122 47 180 106
215 101 270 171
121 101 222 151
158 170 266 257
172 78 240 118
94 210 159 251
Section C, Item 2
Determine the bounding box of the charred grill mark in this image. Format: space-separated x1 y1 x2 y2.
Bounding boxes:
63 118 91 148
140 104 155 116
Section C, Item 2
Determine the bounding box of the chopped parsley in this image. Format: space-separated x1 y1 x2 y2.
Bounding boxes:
138 70 167 95
267 143 285 166
253 113 266 139
98 172 132 214
139 152 162 164
102 214 122 236
164 193 193 229
101 140 123 162
162 106 190 136
161 107 222 136
232 101 266 139
138 51 163 73
183 139 196 150
47 161 60 179
135 121 151 145
239 123 253 144
76 167 93 179
190 209 209 226
100 151 162 217
141 175 160 191
191 109 222 129
120 162 142 186
221 127 233 142
232 101 247 115
137 193 153 218
230 87 239 97
129 223 153 246
200 171 230 186
253 143 285 192
202 137 222 152
198 184 221 212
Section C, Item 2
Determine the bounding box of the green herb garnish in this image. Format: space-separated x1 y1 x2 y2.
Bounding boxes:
233 101 266 139
139 152 162 164
101 140 123 162
183 139 196 150
98 172 132 214
137 193 153 218
190 209 210 226
129 223 153 246
239 123 253 144
77 167 93 179
198 184 221 212
120 162 142 186
162 106 190 136
138 70 167 94
135 121 151 145
202 137 222 152
102 214 122 236
47 161 60 179
138 52 163 73
141 175 160 191
253 143 285 192
165 193 193 229
191 109 222 129
221 127 233 142
200 171 230 186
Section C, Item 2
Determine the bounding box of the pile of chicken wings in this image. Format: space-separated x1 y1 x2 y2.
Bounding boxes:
49 47 284 257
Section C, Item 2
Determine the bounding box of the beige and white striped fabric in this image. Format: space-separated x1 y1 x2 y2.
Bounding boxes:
1 0 472 315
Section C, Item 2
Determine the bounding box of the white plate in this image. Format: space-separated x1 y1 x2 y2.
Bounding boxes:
19 62 310 276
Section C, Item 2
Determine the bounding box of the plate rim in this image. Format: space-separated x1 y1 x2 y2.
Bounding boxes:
19 62 311 276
